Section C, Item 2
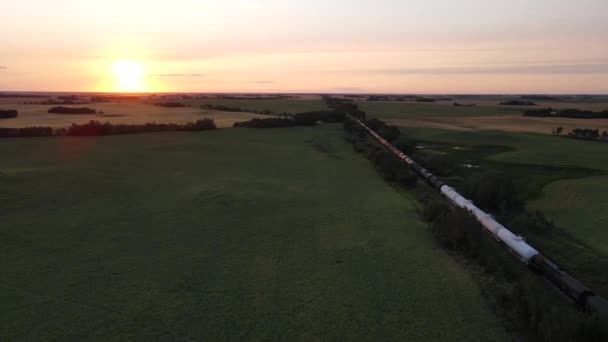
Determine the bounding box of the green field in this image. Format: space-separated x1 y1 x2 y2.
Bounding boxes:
529 176 608 255
399 126 608 257
0 125 507 340
188 98 329 114
359 102 522 120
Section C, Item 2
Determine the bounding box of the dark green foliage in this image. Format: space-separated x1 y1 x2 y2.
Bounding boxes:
500 100 536 106
415 97 436 103
569 128 600 139
521 95 561 101
0 109 18 118
233 110 346 128
0 126 54 137
293 110 345 124
465 172 524 213
364 118 401 142
154 102 188 108
0 119 216 138
233 117 296 128
201 104 249 112
65 119 216 136
48 106 97 114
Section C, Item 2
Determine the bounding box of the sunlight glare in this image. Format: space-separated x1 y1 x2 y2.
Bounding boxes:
111 61 145 92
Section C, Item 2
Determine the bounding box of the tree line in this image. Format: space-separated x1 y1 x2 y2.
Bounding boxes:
154 102 189 108
48 106 97 114
500 100 537 106
0 119 216 138
233 109 347 128
0 109 18 119
553 127 608 141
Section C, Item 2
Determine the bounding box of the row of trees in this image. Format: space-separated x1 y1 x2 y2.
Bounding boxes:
552 126 608 140
341 110 607 340
233 109 348 128
48 106 97 114
0 109 18 119
0 119 216 138
154 102 189 108
500 100 537 106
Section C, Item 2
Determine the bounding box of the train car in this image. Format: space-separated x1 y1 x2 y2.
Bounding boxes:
587 296 608 321
495 229 538 264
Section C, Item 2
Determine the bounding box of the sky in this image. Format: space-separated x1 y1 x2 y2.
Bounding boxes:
0 0 607 94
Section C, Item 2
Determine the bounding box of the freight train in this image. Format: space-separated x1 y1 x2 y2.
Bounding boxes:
350 115 608 321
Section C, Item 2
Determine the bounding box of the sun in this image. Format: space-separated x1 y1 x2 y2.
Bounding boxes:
111 61 145 92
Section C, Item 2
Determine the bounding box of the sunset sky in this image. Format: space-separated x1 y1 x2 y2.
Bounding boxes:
1 0 607 93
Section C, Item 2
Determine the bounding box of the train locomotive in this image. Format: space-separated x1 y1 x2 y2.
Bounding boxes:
351 115 608 322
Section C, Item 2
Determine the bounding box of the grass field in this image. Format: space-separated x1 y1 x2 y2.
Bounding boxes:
388 115 608 135
399 126 608 257
529 176 608 255
0 125 507 340
359 99 608 135
0 101 265 128
359 102 519 120
185 98 329 114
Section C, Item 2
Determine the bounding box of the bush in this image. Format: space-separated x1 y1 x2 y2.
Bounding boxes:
465 172 523 213
0 109 18 119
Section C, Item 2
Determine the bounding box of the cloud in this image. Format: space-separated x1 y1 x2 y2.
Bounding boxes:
149 73 205 77
249 80 275 84
373 63 608 75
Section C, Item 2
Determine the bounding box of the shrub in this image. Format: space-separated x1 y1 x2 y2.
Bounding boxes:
0 109 18 119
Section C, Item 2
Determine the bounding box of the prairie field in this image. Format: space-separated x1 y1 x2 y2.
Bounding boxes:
0 125 507 340
387 115 608 134
0 100 265 128
359 98 608 135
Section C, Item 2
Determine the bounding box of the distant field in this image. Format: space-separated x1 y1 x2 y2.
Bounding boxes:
359 102 519 120
0 125 507 340
359 99 608 133
400 126 608 254
388 115 608 135
0 100 265 128
185 98 329 114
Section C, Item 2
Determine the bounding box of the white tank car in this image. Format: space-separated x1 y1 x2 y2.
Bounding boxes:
475 212 504 236
496 229 538 263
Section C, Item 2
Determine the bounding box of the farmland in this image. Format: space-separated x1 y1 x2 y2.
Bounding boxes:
0 125 507 340
359 97 608 135
0 100 265 128
399 126 608 260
